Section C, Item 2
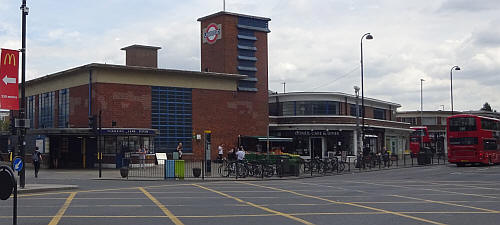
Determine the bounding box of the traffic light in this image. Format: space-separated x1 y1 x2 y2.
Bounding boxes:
9 117 16 135
88 115 97 133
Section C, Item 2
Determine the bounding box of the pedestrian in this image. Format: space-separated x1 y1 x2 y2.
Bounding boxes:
32 148 43 178
177 142 183 159
236 146 245 162
228 148 236 161
218 144 224 161
138 146 146 168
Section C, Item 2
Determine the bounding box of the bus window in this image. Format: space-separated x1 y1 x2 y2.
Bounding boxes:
449 117 476 132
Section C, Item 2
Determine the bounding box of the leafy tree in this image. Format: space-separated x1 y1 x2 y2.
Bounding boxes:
0 119 9 131
481 102 493 112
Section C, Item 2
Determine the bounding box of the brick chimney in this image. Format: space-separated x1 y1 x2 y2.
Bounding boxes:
121 45 161 68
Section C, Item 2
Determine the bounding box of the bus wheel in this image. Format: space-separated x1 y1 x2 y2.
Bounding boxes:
457 163 465 167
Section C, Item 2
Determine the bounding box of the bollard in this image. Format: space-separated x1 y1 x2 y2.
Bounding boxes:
348 157 351 172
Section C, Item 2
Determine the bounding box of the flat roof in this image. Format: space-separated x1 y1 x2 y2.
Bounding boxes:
198 11 271 22
121 45 161 50
26 63 247 86
269 92 401 107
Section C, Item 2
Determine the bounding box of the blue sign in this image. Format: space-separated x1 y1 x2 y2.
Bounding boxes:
13 158 23 172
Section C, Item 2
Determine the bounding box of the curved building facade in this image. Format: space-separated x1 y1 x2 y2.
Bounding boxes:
269 92 412 159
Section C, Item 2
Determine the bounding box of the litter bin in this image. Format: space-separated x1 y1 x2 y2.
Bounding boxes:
165 160 175 178
175 160 185 179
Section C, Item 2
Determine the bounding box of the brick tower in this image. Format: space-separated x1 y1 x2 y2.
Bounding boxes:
197 11 271 145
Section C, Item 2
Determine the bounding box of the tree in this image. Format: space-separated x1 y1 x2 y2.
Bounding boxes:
481 102 493 112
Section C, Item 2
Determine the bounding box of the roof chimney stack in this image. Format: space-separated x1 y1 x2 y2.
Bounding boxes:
121 45 161 68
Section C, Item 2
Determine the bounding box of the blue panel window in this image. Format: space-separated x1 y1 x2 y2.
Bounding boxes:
27 96 35 128
238 17 269 29
238 29 254 37
58 89 69 128
350 104 364 117
39 92 55 128
238 60 256 68
151 86 192 153
374 108 386 120
238 49 255 57
238 39 255 47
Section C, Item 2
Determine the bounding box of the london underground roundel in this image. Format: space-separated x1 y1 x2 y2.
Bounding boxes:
203 23 222 44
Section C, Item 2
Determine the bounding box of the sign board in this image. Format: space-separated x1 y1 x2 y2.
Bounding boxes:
155 153 167 165
13 158 23 172
0 49 19 110
0 167 15 200
202 23 222 44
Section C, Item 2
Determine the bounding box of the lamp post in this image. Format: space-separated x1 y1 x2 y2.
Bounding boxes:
354 86 361 156
18 0 29 189
360 33 373 147
420 78 425 153
450 66 461 115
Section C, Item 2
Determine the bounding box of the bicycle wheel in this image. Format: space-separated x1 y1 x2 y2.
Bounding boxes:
263 164 274 177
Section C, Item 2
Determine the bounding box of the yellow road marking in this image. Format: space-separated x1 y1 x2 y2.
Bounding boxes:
428 182 500 191
193 184 315 225
284 180 368 194
240 182 447 225
18 183 193 198
48 192 76 225
2 211 498 220
139 187 184 225
392 195 499 213
348 181 499 199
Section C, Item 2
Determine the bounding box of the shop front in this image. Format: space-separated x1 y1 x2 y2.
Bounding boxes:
272 130 354 159
28 128 157 169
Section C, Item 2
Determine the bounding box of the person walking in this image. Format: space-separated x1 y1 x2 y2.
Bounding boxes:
32 148 43 178
177 142 183 159
218 144 224 161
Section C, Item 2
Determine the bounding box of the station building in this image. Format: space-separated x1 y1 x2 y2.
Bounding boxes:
269 92 412 158
9 11 271 168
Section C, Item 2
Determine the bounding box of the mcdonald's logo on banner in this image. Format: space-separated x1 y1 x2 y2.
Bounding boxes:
3 53 16 66
0 49 20 110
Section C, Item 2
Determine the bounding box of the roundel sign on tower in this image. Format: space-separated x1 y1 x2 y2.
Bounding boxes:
203 23 222 44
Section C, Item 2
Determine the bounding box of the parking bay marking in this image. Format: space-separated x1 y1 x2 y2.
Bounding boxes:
139 187 184 225
391 195 499 213
240 182 447 225
192 184 315 225
47 192 77 225
347 181 499 199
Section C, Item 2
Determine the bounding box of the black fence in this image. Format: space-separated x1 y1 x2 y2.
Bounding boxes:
123 153 447 180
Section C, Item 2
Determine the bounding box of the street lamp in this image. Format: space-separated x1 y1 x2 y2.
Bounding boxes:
360 33 373 148
450 66 461 115
420 78 425 153
354 86 360 156
420 78 425 123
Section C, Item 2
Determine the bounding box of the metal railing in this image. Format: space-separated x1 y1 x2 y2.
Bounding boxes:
123 153 448 180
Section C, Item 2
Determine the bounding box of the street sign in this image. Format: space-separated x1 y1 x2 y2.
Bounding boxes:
0 49 20 110
13 158 23 172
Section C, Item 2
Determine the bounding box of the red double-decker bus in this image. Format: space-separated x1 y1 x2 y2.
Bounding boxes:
409 126 431 156
447 114 500 166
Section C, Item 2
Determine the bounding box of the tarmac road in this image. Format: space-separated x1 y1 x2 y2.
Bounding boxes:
1 164 500 225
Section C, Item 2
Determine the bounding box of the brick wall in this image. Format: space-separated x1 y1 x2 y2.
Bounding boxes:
192 89 268 159
93 83 151 128
69 84 89 128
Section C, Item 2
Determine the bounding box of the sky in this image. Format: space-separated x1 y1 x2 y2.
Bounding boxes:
1 0 500 112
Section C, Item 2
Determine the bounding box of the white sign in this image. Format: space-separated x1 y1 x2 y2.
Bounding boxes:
155 153 167 165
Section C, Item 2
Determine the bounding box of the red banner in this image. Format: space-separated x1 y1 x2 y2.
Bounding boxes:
0 49 20 110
